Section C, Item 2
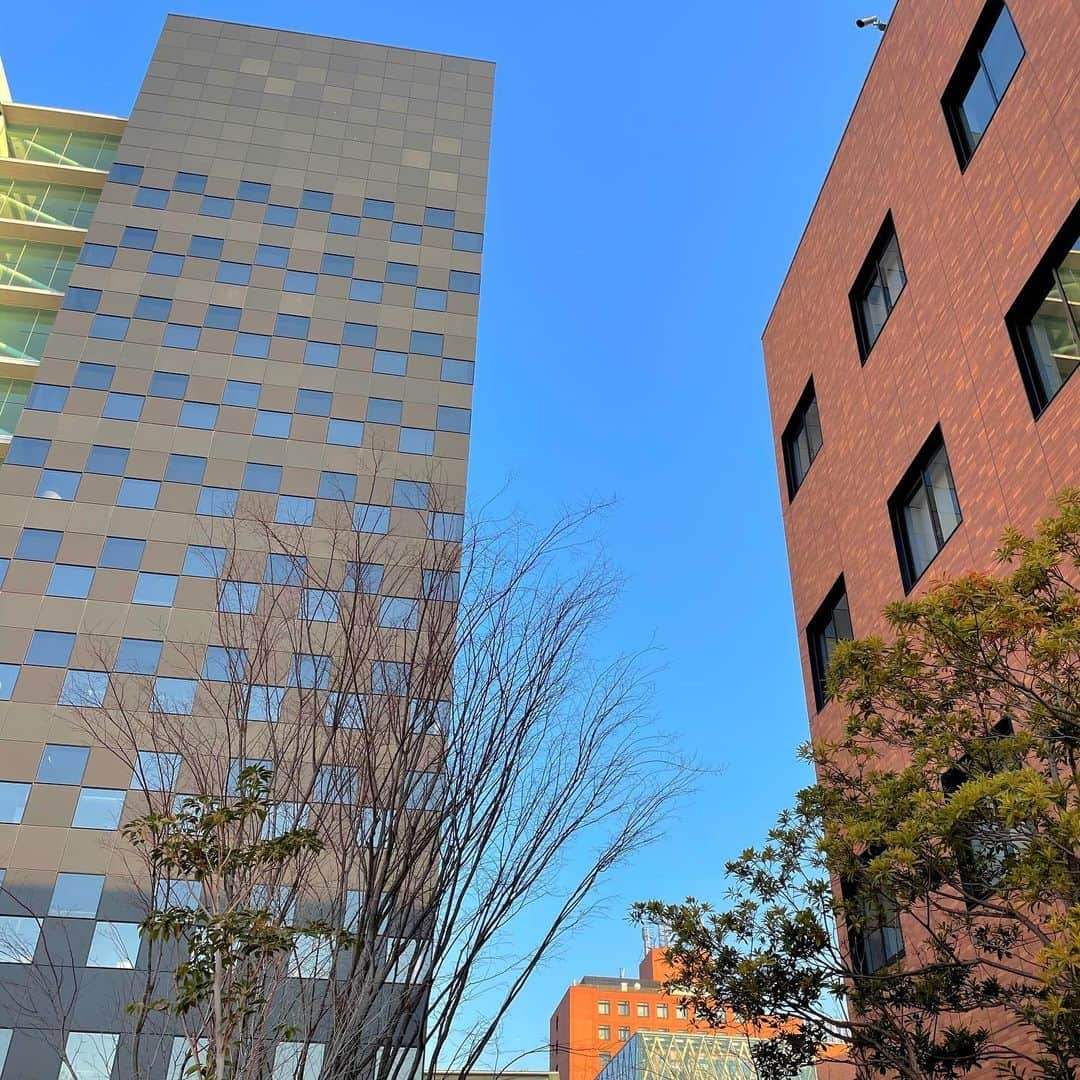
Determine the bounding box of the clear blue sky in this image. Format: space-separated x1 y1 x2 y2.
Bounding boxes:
6 0 894 1065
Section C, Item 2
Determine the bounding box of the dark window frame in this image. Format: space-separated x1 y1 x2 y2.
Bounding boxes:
842 856 906 977
781 377 823 500
888 425 963 592
807 576 852 712
1007 201 1080 418
941 0 1025 171
849 212 907 363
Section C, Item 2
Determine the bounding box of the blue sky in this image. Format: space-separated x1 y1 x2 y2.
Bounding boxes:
6 0 894 1065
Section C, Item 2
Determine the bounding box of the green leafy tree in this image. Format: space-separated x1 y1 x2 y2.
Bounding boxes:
638 491 1080 1080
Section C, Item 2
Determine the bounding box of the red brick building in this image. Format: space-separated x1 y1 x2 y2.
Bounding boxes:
762 0 1078 1063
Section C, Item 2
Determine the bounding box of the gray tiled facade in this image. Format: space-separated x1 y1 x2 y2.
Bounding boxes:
0 16 492 1077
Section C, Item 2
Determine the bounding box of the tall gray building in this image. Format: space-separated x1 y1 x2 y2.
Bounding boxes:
0 16 492 1077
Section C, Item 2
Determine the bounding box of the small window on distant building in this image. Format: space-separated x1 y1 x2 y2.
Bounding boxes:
636 1003 649 1017
843 868 905 976
781 377 823 499
888 427 962 591
597 1000 610 1015
942 0 1024 169
1008 203 1080 418
807 577 853 712
656 1003 668 1019
850 213 907 361
617 1001 630 1016
617 1027 630 1042
598 1026 611 1041
676 1004 688 1019
599 1053 612 1066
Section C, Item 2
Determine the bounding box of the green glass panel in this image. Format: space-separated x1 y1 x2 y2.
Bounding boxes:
0 177 98 229
0 307 55 361
4 124 119 171
0 239 78 292
0 378 30 438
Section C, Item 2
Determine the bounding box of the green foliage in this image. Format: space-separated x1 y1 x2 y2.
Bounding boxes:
637 492 1080 1080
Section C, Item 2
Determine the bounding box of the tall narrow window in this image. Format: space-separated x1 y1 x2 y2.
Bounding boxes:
850 213 907 361
843 873 904 976
942 0 1024 169
781 378 823 498
889 428 962 591
807 578 853 711
1008 203 1080 417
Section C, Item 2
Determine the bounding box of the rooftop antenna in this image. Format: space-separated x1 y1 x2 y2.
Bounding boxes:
855 16 888 31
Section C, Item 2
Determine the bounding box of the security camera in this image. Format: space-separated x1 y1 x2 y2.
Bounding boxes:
856 16 888 30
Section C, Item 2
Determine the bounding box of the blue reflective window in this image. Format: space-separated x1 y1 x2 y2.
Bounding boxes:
410 330 443 356
374 350 407 376
449 270 480 294
153 678 197 715
237 180 271 203
372 660 411 696
390 222 421 244
134 295 172 322
179 401 218 429
437 405 471 433
342 323 376 348
366 398 402 425
74 362 114 389
49 872 104 917
47 563 94 597
72 788 124 829
264 204 296 226
86 445 128 475
223 380 260 407
416 288 447 311
25 630 76 667
16 528 62 561
148 252 184 276
353 504 390 535
344 561 383 593
100 537 145 570
0 781 30 822
90 315 130 341
102 392 143 420
321 253 354 277
303 589 341 623
165 454 206 484
197 487 238 517
453 230 483 252
254 410 291 438
190 235 224 259
242 463 282 492
247 685 286 723
304 341 339 368
385 262 418 286
120 226 156 250
392 479 430 509
115 637 163 674
217 261 251 285
424 207 455 228
203 646 248 681
117 478 160 509
380 596 419 630
8 436 50 466
328 213 359 236
59 670 108 707
63 287 102 313
164 323 201 350
327 419 363 446
235 333 270 358
284 270 317 294
133 572 178 606
173 171 207 194
37 744 89 784
318 471 356 501
296 389 332 416
274 313 310 339
289 654 330 690
349 279 382 302
255 244 289 268
149 371 188 399
109 162 142 184
429 512 465 542
205 304 241 330
200 195 234 218
301 190 333 212
135 186 169 209
219 580 260 614
362 198 393 219
0 667 19 703
37 469 80 500
27 384 68 412
441 358 475 384
182 545 226 578
399 428 435 455
79 243 116 267
275 495 314 527
264 552 307 585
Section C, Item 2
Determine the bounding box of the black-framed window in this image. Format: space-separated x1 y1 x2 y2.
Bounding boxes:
843 869 905 976
888 427 962 591
807 577 852 711
942 0 1024 169
781 378 823 499
1007 202 1080 417
850 214 907 361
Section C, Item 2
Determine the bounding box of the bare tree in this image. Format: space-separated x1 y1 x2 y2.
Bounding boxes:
4 467 691 1079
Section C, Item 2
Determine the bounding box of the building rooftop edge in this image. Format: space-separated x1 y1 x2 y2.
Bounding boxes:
166 12 497 69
